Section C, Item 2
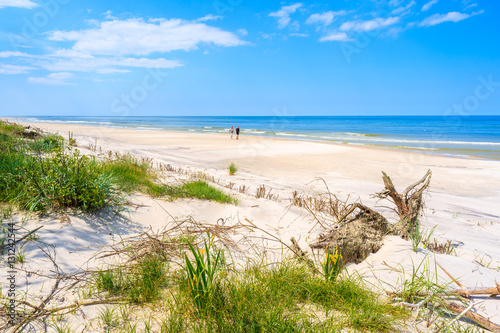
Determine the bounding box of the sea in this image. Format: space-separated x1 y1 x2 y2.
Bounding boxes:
17 116 500 160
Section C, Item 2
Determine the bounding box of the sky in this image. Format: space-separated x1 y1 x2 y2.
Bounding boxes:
0 0 499 117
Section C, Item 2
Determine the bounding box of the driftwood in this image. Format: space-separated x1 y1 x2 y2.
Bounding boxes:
387 282 500 298
374 169 432 239
387 287 500 332
440 299 500 333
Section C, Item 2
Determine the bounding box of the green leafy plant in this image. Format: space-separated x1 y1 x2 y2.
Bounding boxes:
322 246 343 282
184 231 224 312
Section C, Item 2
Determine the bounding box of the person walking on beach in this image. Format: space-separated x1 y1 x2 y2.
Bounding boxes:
229 126 234 139
236 126 240 140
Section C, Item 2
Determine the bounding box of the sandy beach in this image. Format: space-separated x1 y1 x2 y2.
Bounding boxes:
2 120 500 331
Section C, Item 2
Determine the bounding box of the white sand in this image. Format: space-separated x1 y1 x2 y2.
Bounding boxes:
2 120 500 331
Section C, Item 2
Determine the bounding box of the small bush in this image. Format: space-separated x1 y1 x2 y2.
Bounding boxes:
228 162 238 176
0 149 115 213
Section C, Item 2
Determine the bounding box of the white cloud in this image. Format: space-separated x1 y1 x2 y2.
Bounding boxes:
0 0 38 9
319 32 353 42
462 1 478 10
37 54 182 73
197 14 222 22
419 10 482 26
340 17 400 32
306 11 348 26
269 3 302 29
391 1 416 15
28 72 74 85
237 28 248 36
422 0 438 11
103 10 116 20
0 64 35 74
290 33 309 37
0 51 31 58
0 49 183 74
48 18 247 56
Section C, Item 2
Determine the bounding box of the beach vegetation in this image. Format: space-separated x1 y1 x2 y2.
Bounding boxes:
0 120 238 215
228 161 238 175
184 231 225 313
86 224 409 332
322 246 343 282
98 305 118 329
51 321 72 333
165 180 238 205
101 153 165 197
14 248 26 263
0 148 116 213
174 257 406 332
408 224 437 253
95 253 168 303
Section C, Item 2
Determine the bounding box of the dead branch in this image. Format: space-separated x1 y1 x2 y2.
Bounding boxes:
440 298 500 333
290 237 317 273
374 170 432 239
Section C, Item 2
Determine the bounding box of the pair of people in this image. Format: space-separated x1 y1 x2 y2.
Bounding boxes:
229 126 240 140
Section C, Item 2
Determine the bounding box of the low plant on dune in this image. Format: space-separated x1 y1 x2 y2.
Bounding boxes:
184 231 225 313
228 161 238 176
322 246 343 282
4 148 116 213
95 253 168 303
165 180 238 205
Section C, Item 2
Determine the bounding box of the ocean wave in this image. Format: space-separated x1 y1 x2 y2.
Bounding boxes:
339 132 383 137
26 118 115 126
275 132 308 137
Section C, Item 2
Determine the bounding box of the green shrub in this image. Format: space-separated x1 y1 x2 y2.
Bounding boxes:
0 149 115 213
228 161 238 176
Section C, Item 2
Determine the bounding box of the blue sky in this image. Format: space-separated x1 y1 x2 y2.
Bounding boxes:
0 0 499 116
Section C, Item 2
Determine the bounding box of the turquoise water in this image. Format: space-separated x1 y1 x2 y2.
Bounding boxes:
19 116 500 160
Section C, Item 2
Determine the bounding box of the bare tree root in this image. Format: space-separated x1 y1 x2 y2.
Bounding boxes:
374 169 432 239
310 203 391 264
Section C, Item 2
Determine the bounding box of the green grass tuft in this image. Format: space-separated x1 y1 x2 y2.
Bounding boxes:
175 259 407 332
228 161 238 176
95 254 168 303
165 180 238 205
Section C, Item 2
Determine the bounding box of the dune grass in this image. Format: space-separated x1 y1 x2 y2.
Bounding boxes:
101 153 166 197
177 239 406 332
165 180 238 205
93 246 407 332
95 254 168 303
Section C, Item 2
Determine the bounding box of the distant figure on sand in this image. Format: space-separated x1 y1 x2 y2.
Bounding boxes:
229 126 234 139
236 126 240 140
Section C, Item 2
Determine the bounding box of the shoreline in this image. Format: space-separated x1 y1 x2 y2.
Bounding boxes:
5 116 500 161
9 119 500 198
5 117 495 162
